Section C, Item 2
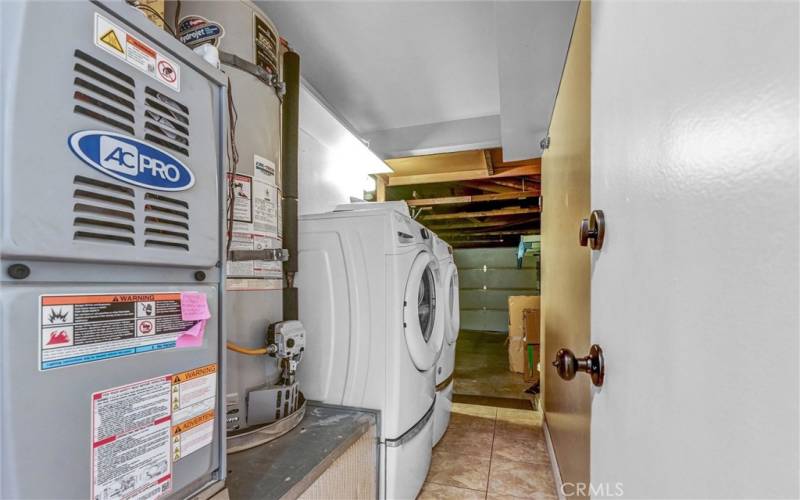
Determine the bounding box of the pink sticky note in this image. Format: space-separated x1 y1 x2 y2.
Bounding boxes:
181 292 211 321
177 320 206 348
176 334 204 348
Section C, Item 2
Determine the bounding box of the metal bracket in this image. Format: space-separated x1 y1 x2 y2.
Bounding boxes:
219 51 286 98
540 135 551 150
229 248 289 262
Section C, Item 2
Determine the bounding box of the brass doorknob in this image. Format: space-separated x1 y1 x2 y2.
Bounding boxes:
552 344 605 387
579 210 605 250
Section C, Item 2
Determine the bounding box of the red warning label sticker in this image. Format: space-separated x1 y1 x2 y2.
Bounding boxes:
39 293 195 371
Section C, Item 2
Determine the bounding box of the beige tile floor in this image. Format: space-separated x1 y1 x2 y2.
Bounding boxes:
418 403 557 500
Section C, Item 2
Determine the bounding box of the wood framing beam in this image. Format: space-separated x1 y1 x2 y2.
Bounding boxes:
439 229 540 238
451 238 505 246
461 181 517 194
386 158 540 186
375 175 387 202
426 217 537 231
493 163 541 178
490 178 524 190
483 149 495 176
387 169 486 186
426 220 517 230
405 190 540 207
420 207 540 221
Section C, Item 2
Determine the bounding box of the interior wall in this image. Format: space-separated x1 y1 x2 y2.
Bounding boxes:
454 247 539 333
297 85 370 215
297 129 360 215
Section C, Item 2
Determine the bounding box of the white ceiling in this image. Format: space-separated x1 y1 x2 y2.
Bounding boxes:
259 1 577 159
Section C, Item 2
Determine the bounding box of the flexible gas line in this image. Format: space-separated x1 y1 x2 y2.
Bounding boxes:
226 341 269 356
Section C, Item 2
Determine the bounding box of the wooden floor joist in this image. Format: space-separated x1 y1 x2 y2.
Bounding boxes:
451 238 505 246
406 191 540 207
438 229 540 238
460 181 519 194
419 206 540 221
386 159 541 187
489 178 527 190
426 220 516 230
425 217 536 231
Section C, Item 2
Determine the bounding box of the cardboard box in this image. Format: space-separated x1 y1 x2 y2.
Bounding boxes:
508 296 540 373
523 308 540 344
525 343 542 383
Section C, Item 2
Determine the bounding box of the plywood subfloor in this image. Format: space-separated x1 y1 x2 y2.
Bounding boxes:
454 330 533 400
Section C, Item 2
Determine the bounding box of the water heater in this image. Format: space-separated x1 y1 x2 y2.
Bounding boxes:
166 0 292 433
1 1 226 498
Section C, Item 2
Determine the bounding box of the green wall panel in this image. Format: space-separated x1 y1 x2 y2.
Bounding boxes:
454 247 539 333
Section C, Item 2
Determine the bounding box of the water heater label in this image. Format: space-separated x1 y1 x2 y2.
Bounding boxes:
226 159 283 291
68 131 195 191
177 15 225 48
94 12 181 92
39 293 198 370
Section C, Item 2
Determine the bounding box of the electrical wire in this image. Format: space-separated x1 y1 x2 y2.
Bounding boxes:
226 341 268 356
173 0 182 37
225 77 240 259
128 1 177 38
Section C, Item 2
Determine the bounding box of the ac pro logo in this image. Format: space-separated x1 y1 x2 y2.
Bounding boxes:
68 130 195 191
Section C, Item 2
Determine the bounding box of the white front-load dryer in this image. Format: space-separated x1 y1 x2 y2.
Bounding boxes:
297 203 444 499
431 235 460 446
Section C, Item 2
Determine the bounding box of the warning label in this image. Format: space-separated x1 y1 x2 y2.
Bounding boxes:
254 14 278 75
171 364 216 461
101 29 124 53
94 12 181 92
226 156 283 291
91 376 173 500
39 293 196 371
91 365 218 499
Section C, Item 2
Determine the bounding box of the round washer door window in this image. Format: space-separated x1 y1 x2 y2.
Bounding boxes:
444 263 460 343
404 251 445 371
418 266 436 342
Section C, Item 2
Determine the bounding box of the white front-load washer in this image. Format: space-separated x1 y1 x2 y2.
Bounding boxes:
431 235 460 446
297 202 444 499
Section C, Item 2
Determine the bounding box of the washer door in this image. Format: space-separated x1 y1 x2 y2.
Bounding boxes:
443 262 460 344
403 251 444 371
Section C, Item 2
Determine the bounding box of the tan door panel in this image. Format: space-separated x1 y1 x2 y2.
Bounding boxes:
541 0 591 489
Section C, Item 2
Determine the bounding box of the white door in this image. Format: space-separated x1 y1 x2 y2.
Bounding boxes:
590 1 798 498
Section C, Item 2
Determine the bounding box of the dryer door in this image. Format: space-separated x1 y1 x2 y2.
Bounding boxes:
403 251 444 371
443 262 460 344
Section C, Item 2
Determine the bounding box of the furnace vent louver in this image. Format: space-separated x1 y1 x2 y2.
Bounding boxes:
144 193 190 251
72 175 136 245
144 87 190 157
73 50 136 134
69 49 194 252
